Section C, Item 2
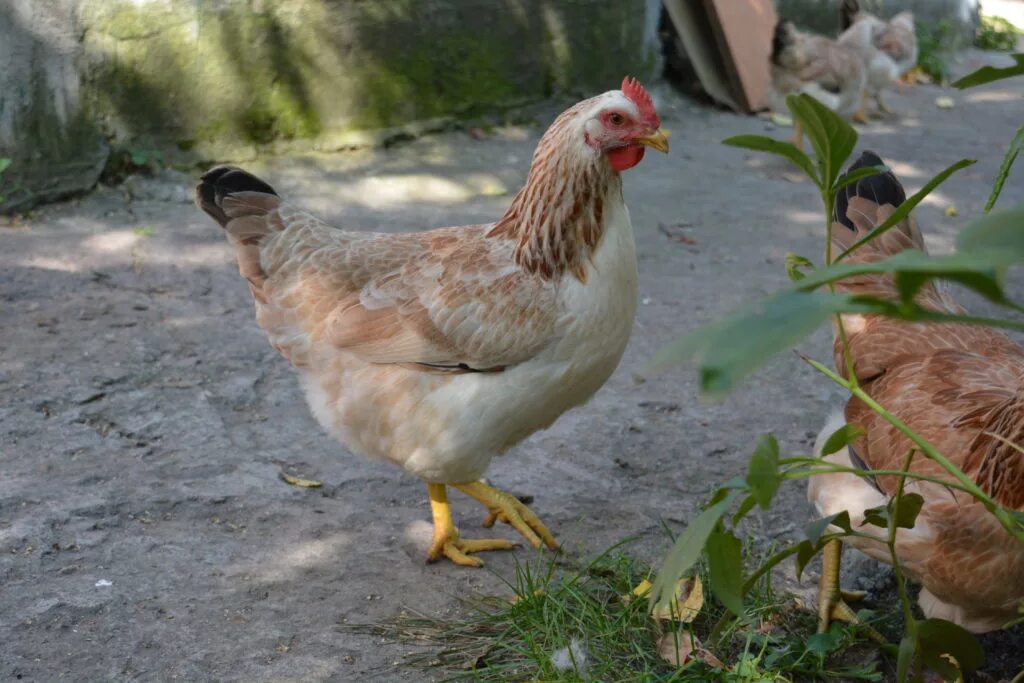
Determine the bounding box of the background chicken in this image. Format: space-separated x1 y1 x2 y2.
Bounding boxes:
808 151 1024 634
769 19 867 147
840 0 918 113
195 78 668 567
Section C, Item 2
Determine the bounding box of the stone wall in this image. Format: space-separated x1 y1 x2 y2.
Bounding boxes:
0 0 661 213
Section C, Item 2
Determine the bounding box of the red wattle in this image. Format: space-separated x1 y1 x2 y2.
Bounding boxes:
606 144 645 172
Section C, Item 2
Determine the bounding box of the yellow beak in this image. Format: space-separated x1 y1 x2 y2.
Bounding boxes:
636 128 670 153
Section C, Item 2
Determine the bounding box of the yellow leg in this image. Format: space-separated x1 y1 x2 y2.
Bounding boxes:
789 120 804 149
875 92 892 116
454 480 559 551
851 93 870 124
817 540 887 644
426 483 515 567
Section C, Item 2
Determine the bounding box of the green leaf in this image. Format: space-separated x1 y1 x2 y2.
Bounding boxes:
805 627 842 656
650 492 738 614
896 634 916 683
834 164 886 191
785 252 815 282
952 53 1024 89
862 493 924 529
835 159 976 262
646 291 887 397
795 539 820 580
722 134 820 187
894 264 1007 307
706 530 744 615
958 204 1024 257
746 434 781 509
821 423 863 456
984 124 1024 212
786 93 857 190
805 511 852 546
732 494 759 526
0 158 11 175
797 249 1014 309
917 618 985 675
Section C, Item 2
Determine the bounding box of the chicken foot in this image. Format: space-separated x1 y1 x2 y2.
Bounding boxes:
455 480 559 551
789 120 804 150
426 483 516 567
817 540 887 644
873 92 893 117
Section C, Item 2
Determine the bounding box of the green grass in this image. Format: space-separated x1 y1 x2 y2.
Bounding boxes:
354 541 892 682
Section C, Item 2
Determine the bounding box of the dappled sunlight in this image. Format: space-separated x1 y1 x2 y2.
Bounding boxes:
14 255 81 273
239 532 353 584
916 189 955 208
143 243 232 268
886 160 923 179
333 172 511 210
82 230 144 254
160 314 220 329
783 208 822 227
402 519 434 556
964 90 1022 104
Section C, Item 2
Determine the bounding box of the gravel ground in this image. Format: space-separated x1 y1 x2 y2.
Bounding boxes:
2 50 1023 681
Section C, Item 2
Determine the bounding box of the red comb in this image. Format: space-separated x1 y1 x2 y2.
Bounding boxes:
621 76 660 128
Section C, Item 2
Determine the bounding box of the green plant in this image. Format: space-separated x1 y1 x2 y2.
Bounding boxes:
0 157 11 204
954 53 1024 212
101 144 165 184
977 16 1021 52
645 91 1024 682
354 542 889 681
916 19 953 83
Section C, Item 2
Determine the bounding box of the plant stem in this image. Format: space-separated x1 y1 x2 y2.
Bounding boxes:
778 462 982 497
805 357 1024 540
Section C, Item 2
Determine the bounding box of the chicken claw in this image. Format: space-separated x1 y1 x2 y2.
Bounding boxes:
455 480 559 551
817 540 885 643
427 483 516 567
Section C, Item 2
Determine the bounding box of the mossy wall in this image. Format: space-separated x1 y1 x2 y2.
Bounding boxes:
0 0 658 211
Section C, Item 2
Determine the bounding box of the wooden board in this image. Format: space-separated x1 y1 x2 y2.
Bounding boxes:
702 0 777 112
662 0 741 111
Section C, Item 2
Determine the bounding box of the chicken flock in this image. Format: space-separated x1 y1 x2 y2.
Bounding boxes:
194 5 1022 652
770 0 918 147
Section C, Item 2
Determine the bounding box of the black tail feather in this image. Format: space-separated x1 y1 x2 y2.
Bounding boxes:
196 166 278 227
834 151 907 230
771 19 794 65
839 0 860 31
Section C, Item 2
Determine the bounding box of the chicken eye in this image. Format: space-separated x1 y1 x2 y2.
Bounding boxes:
609 113 625 126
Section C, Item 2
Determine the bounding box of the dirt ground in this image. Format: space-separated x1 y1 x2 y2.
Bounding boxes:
3 50 1024 681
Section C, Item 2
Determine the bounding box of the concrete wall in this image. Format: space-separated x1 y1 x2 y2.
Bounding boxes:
0 0 660 213
776 0 980 37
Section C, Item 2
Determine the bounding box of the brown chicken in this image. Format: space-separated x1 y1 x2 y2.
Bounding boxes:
809 151 1024 633
195 78 668 567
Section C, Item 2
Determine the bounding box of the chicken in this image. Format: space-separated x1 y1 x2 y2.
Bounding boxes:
808 151 1024 633
839 0 917 113
195 77 669 567
769 19 868 148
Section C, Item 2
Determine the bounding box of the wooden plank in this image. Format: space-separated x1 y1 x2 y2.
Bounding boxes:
662 0 741 112
703 0 777 112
